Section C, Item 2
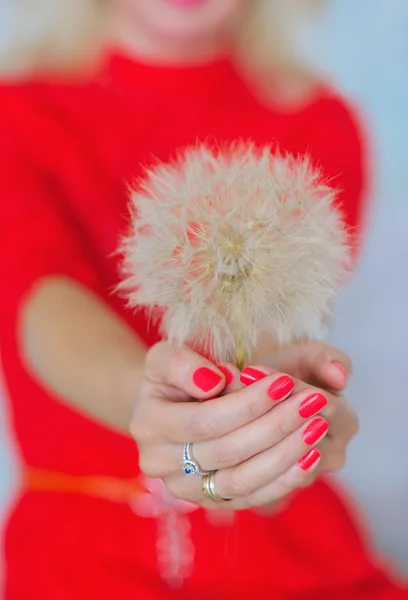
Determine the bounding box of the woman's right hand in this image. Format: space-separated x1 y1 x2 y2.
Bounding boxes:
131 342 331 510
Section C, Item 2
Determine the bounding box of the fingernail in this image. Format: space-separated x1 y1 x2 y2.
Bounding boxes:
299 448 321 471
332 361 348 381
193 367 222 392
240 367 267 386
303 417 329 445
268 376 294 401
299 393 327 419
218 365 233 386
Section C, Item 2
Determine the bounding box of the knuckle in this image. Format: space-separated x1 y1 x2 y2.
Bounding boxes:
226 471 253 498
130 419 154 444
274 415 290 439
242 396 262 422
212 440 243 469
170 345 188 370
273 476 296 499
188 413 217 441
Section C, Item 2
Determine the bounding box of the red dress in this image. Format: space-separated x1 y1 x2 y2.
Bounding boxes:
0 53 406 599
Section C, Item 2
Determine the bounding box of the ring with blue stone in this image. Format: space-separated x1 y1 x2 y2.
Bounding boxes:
182 442 207 476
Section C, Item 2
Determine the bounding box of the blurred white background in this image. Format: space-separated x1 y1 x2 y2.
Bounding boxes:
310 0 408 572
1 0 407 576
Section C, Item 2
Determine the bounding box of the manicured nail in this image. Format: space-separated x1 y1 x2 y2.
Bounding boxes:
218 365 233 386
303 417 329 445
299 393 327 419
240 367 267 386
332 361 348 381
193 367 222 392
299 448 321 471
268 376 294 401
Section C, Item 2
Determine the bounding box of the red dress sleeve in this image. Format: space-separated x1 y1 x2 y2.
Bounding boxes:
0 101 102 327
304 91 370 255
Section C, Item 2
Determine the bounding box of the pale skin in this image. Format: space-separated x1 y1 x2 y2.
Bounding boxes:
21 277 358 509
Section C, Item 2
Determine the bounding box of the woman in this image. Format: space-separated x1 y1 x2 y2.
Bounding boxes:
0 0 406 598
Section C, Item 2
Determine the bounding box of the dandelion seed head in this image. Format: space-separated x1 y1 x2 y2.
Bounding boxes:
121 144 350 363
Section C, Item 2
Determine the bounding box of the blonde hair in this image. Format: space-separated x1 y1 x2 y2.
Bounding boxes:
0 0 325 81
0 0 103 77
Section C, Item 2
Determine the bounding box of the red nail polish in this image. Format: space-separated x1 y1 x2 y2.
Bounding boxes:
218 365 233 386
193 367 222 392
303 417 329 445
240 367 267 386
332 361 348 380
268 376 294 401
299 393 327 419
299 448 321 471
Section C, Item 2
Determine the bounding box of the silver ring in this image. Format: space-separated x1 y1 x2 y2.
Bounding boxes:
182 442 207 476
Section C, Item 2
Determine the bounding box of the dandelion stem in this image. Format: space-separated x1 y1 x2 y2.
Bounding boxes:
235 333 246 371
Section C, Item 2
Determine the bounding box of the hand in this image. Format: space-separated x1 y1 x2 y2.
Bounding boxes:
131 342 343 510
239 363 359 479
245 341 359 514
265 341 359 475
259 339 353 392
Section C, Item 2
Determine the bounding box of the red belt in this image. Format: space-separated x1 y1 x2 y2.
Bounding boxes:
23 468 145 504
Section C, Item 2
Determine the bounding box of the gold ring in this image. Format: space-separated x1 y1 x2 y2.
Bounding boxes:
202 471 231 502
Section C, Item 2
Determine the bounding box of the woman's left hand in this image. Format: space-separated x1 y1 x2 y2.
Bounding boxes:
254 338 353 393
262 340 359 475
237 364 359 479
203 362 358 511
215 361 358 515
208 341 358 517
242 340 358 515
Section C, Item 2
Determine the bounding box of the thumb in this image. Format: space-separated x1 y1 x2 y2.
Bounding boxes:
145 341 227 400
307 345 353 391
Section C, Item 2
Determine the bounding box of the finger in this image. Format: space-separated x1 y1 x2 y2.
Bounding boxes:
319 394 358 440
145 342 227 400
163 441 323 510
193 387 328 471
152 371 295 443
244 447 322 507
239 365 277 386
217 363 242 394
214 416 328 501
140 388 329 478
305 346 353 392
239 364 310 393
163 417 327 506
219 432 347 510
